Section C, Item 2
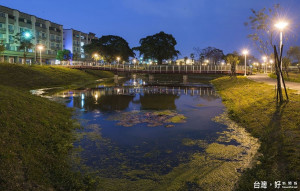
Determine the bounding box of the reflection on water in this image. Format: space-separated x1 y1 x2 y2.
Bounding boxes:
54 83 230 187
58 86 219 112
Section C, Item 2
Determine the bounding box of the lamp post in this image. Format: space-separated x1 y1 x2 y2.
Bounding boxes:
117 57 120 70
22 31 33 64
262 56 267 73
242 49 248 76
93 53 100 65
37 45 44 65
275 21 288 86
133 58 137 69
275 21 288 71
270 59 274 73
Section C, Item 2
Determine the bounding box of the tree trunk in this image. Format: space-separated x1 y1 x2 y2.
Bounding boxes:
158 59 163 65
23 49 26 64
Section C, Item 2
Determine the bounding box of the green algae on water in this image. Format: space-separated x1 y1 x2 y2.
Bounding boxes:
108 110 187 127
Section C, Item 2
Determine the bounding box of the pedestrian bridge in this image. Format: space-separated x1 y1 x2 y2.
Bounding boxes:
59 63 251 75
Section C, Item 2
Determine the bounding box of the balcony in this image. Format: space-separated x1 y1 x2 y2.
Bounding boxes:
19 21 32 29
0 28 6 34
9 29 14 34
8 18 15 25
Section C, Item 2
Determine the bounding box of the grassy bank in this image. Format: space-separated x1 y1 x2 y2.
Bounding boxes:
0 63 114 90
269 72 300 83
211 76 300 190
0 63 113 190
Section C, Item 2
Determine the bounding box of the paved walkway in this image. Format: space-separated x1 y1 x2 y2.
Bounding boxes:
248 73 300 94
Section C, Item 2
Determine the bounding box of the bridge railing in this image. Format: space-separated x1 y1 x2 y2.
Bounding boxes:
57 61 251 74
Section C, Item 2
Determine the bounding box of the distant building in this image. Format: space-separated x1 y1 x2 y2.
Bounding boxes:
63 29 97 60
0 5 63 63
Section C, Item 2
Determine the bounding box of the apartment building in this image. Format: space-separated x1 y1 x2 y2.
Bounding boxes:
63 29 97 60
0 5 63 63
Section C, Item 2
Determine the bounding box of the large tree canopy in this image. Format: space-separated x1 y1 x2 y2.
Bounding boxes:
287 46 300 65
225 52 240 76
56 49 72 61
133 31 180 65
84 35 134 62
194 47 224 65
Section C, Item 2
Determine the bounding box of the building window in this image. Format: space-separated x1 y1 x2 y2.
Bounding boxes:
19 18 25 22
9 35 14 43
8 15 14 20
8 25 14 33
0 12 5 18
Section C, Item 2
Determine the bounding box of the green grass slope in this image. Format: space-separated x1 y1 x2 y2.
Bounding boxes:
212 76 300 190
0 63 113 89
0 63 113 190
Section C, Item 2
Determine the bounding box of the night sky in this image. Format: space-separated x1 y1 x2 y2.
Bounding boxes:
2 0 300 58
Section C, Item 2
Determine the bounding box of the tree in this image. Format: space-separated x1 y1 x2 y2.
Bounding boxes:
56 49 72 61
184 56 188 65
14 32 34 64
73 53 80 61
225 52 240 76
282 57 291 77
133 31 180 65
190 53 195 64
287 46 300 65
194 47 224 65
84 35 134 63
245 4 281 55
0 40 5 62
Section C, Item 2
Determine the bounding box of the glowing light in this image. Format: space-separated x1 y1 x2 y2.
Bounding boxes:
81 94 85 100
37 45 44 50
275 21 288 31
242 49 249 55
262 56 267 62
270 60 274 64
117 57 121 62
133 58 137 64
23 32 32 39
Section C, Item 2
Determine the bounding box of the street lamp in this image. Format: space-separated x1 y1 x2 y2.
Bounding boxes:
93 53 100 65
275 21 288 71
133 58 137 68
37 44 44 65
23 31 32 39
270 59 274 73
242 49 248 76
116 57 120 69
262 56 267 73
204 59 209 66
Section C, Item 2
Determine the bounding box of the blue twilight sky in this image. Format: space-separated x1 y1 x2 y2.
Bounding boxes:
1 0 300 58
